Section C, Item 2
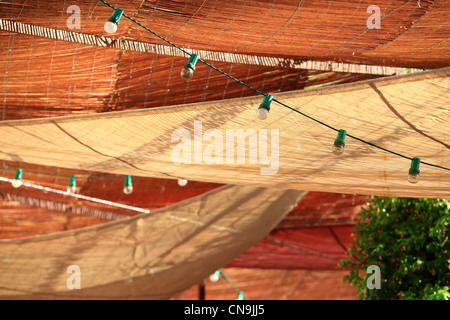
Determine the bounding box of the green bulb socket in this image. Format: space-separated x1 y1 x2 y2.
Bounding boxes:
184 54 199 71
258 94 273 111
124 175 132 187
14 169 23 180
108 8 124 25
68 175 76 187
334 129 347 148
409 157 420 175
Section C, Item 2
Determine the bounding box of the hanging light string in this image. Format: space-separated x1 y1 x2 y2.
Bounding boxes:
0 175 151 214
1 165 123 179
1 165 190 193
98 0 265 96
209 269 248 300
98 0 450 176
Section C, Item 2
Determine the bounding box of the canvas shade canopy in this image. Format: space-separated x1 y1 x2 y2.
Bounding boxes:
0 184 306 299
0 67 448 198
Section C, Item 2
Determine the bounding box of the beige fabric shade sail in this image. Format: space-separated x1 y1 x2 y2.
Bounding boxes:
0 184 306 299
0 67 449 198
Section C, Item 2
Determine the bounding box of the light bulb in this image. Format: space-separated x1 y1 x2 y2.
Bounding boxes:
209 270 221 282
178 179 188 187
104 8 123 34
181 54 198 80
104 21 118 34
67 176 76 194
11 179 23 188
332 144 345 155
408 157 420 184
256 107 269 120
408 173 420 184
67 186 77 194
209 273 219 282
332 129 347 155
257 94 273 120
180 67 194 80
123 175 133 194
11 169 23 188
123 185 133 194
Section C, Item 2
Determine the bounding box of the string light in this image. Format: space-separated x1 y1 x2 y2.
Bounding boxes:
2 165 127 180
332 129 347 155
257 94 273 120
408 157 420 184
181 54 198 80
11 169 23 188
209 270 221 282
123 175 133 194
67 175 77 194
3 166 194 195
0 175 151 214
104 8 123 34
206 268 248 299
2 166 139 193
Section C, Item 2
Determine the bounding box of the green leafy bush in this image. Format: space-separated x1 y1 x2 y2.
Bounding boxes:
341 197 449 300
